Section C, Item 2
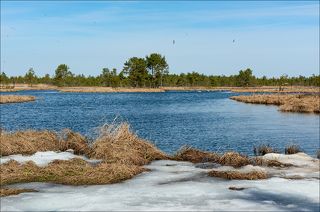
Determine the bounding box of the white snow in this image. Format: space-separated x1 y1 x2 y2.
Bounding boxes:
262 153 318 168
1 159 319 211
261 153 320 179
0 151 101 167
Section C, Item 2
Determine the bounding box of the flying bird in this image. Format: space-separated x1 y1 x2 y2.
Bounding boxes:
173 40 175 45
233 39 235 43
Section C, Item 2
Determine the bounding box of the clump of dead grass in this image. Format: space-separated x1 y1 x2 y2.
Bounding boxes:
285 145 302 155
88 123 168 165
219 152 250 168
0 130 60 156
0 188 38 197
253 144 278 156
230 94 320 113
58 129 91 155
0 95 35 104
208 170 268 180
0 158 145 186
173 146 220 163
0 129 91 156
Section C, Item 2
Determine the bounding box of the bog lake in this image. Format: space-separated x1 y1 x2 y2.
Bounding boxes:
1 90 319 156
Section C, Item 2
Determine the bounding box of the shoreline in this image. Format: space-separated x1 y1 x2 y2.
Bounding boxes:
230 94 320 114
1 84 319 93
0 95 36 104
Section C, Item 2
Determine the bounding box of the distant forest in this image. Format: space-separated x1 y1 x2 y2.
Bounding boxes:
1 53 319 87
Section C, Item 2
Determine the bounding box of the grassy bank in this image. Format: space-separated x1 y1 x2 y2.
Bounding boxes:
230 94 320 113
59 87 164 93
0 95 36 104
1 84 319 93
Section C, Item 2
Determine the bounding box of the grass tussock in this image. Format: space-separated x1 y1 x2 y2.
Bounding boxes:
173 146 220 163
0 188 38 197
285 145 302 155
58 129 91 155
88 123 168 165
230 94 320 113
253 144 278 156
0 130 60 156
0 158 145 186
219 152 250 168
0 95 35 104
208 170 268 180
0 130 90 156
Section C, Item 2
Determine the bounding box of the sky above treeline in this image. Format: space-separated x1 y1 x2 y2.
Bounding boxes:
1 1 319 77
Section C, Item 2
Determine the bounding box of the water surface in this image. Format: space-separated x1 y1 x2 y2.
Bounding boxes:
1 90 319 155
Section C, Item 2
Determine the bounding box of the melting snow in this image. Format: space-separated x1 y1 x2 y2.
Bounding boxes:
0 151 101 167
1 158 319 211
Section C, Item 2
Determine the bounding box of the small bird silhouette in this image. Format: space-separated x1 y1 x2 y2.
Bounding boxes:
173 40 175 45
233 39 235 43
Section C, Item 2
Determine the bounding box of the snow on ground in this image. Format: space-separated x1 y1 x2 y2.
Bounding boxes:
0 151 101 167
262 153 320 179
1 159 319 211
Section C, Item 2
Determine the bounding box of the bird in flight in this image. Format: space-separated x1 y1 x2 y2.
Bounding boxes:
173 40 175 45
233 39 235 43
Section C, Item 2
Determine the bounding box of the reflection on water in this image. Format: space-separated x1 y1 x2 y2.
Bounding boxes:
0 90 319 155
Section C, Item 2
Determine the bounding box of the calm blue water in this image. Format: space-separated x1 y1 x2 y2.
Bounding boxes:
0 90 319 155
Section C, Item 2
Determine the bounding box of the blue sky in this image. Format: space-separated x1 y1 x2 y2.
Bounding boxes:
1 1 319 77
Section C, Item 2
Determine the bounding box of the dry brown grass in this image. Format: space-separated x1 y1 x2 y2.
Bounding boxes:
0 130 60 156
0 95 36 104
285 145 302 155
228 86 319 93
88 123 168 165
59 87 164 93
219 152 250 168
253 145 278 156
163 86 320 93
0 83 57 92
0 130 90 156
208 170 268 180
0 188 37 197
173 146 220 163
0 123 169 189
230 94 320 113
0 159 145 186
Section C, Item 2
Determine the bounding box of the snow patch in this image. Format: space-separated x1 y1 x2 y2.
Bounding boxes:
0 151 101 167
1 160 319 211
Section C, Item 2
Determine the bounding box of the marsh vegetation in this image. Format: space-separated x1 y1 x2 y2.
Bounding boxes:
230 94 320 113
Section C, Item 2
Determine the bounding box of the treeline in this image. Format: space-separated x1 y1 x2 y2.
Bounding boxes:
0 53 319 87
